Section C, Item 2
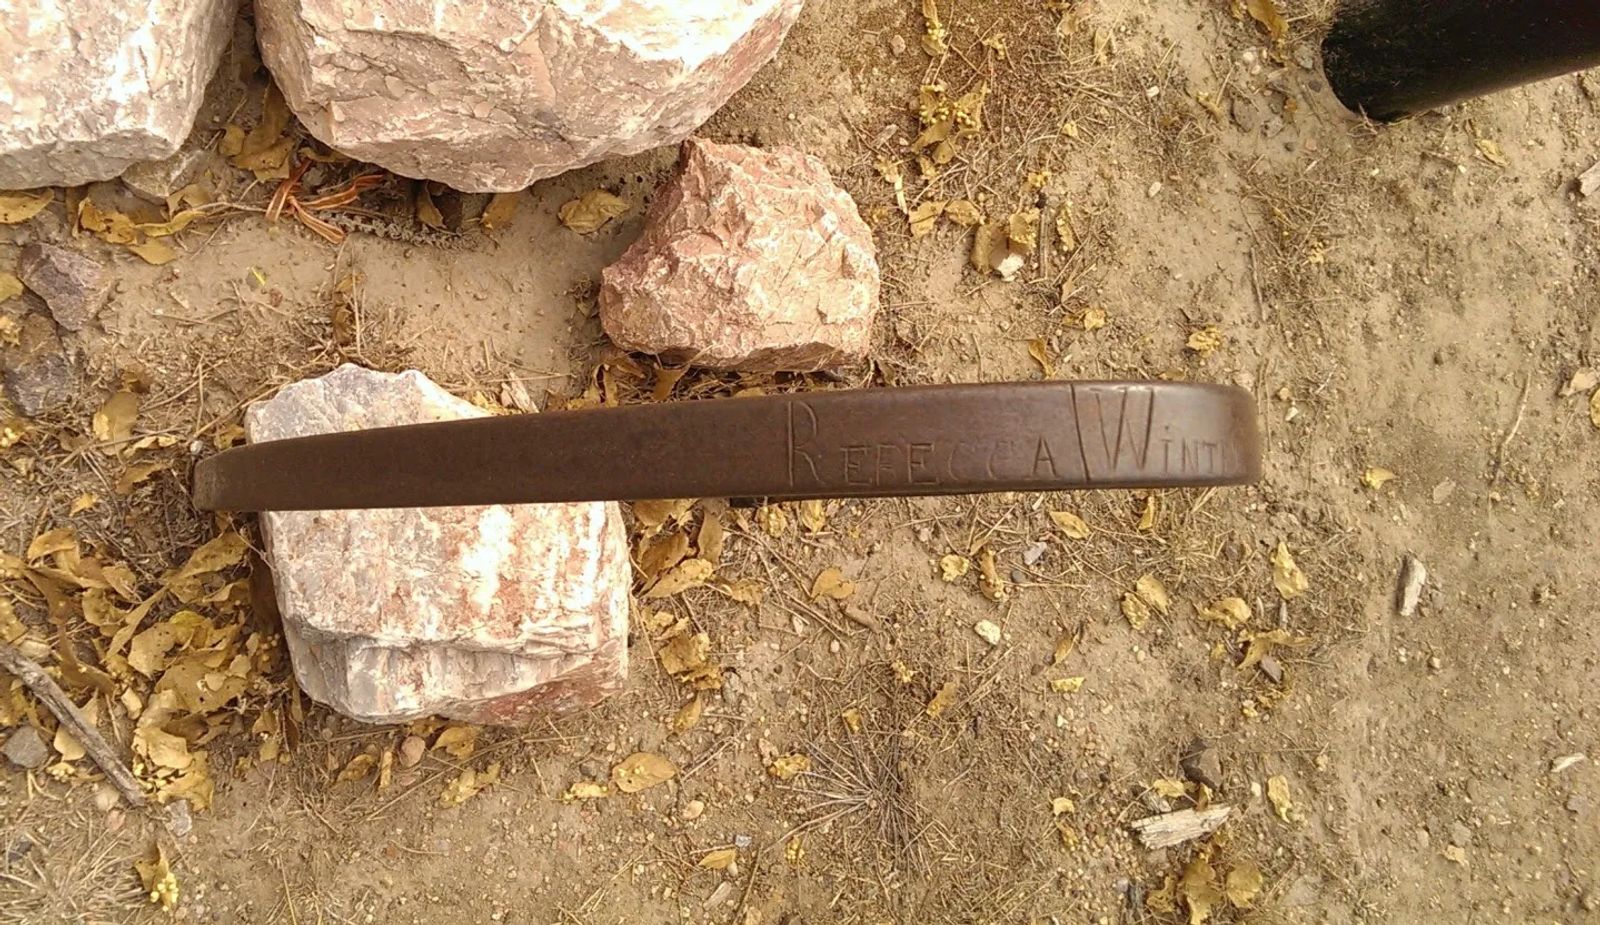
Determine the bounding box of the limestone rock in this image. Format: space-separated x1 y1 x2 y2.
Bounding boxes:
247 364 630 725
19 244 110 333
0 0 237 188
255 0 805 192
2 312 77 417
599 139 879 372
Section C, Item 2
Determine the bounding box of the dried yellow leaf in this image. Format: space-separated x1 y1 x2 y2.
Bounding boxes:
756 504 789 536
1121 592 1152 629
1051 635 1075 665
939 554 970 582
671 694 704 734
925 679 960 718
810 566 857 601
336 752 377 783
1151 777 1188 798
612 752 676 793
1137 495 1158 531
1081 306 1107 330
68 492 99 515
561 780 610 802
416 185 445 229
1048 510 1090 539
432 724 479 759
440 762 501 805
840 707 863 733
944 199 983 226
115 461 166 496
696 509 725 562
1050 676 1085 694
908 199 945 238
767 753 811 781
135 843 179 912
481 191 521 231
1051 796 1076 816
558 189 628 234
1475 138 1509 167
645 557 715 599
0 190 52 224
1179 856 1223 925
1265 775 1298 824
1224 860 1264 907
26 527 77 562
1197 597 1252 631
1135 574 1171 615
91 391 139 443
1186 325 1223 357
126 238 178 265
1245 0 1288 41
798 498 827 534
1361 467 1398 490
698 848 738 870
1027 338 1055 377
1271 542 1309 600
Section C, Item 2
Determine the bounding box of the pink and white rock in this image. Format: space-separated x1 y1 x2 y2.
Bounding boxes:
253 0 805 192
247 364 630 725
599 139 879 372
0 0 236 188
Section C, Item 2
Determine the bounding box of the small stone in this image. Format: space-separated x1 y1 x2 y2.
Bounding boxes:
254 0 804 191
1179 738 1223 790
1396 555 1428 617
121 147 214 204
682 799 706 821
1231 94 1265 134
600 138 879 373
0 0 236 187
164 800 193 837
244 364 630 725
888 34 907 56
974 619 1002 646
1258 654 1284 684
398 735 427 768
2 726 49 769
4 344 77 418
18 244 111 332
1579 160 1600 198
734 834 752 849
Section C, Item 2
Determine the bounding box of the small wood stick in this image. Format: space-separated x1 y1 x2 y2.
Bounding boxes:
0 642 147 807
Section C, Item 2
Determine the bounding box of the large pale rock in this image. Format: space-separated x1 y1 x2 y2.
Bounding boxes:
253 0 805 192
247 364 630 725
0 0 237 189
600 138 879 372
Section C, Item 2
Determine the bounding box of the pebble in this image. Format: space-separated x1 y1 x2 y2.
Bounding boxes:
682 799 706 821
164 800 193 837
2 726 48 769
398 734 427 768
734 834 752 848
974 619 1002 646
1179 738 1223 790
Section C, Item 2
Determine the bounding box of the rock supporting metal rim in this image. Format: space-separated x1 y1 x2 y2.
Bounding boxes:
600 138 879 372
253 0 806 192
0 0 237 188
246 364 630 725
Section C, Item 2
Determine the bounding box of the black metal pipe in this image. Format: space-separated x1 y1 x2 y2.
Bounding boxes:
1322 0 1600 121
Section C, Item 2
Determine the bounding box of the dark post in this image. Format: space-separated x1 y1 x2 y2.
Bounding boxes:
1321 0 1600 121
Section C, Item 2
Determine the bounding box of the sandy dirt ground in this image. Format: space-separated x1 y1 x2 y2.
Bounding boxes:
2 1 1599 923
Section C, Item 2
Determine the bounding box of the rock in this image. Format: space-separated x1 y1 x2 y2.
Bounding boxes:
1579 160 1600 198
2 726 49 769
163 800 193 837
247 364 630 725
18 244 111 332
2 312 77 417
120 147 215 205
600 139 879 372
1396 555 1428 617
0 0 236 188
1180 738 1223 790
398 735 427 768
1231 94 1266 134
254 0 804 192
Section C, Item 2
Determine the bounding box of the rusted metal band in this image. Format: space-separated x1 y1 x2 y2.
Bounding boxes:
191 381 1261 511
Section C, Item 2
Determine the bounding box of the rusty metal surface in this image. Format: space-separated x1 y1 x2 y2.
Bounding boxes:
191 381 1261 511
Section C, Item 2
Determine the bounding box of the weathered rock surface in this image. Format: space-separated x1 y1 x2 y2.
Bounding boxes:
600 139 879 372
19 244 110 332
253 0 804 192
2 726 49 770
2 311 77 417
247 364 630 725
0 0 237 188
